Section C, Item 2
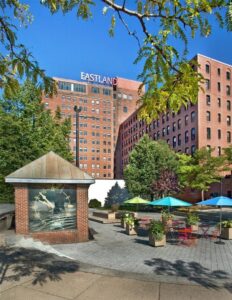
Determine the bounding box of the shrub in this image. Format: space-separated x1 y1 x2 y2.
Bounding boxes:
186 213 200 225
89 199 101 208
149 220 165 241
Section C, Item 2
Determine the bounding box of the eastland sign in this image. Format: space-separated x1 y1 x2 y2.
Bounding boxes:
80 72 117 86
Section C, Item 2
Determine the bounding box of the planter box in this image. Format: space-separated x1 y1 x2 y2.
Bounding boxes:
121 219 127 228
125 224 137 235
190 224 198 232
221 227 232 240
93 211 116 220
149 233 166 247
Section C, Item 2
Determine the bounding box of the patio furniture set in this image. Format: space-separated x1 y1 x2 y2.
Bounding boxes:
121 195 232 247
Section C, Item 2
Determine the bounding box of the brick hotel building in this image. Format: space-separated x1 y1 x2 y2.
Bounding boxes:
43 75 143 179
116 54 232 179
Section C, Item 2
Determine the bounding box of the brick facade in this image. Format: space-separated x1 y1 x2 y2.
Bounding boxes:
14 184 90 244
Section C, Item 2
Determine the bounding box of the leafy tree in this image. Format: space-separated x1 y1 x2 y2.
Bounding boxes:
104 182 130 207
124 135 178 198
0 81 72 203
1 1 232 116
150 169 180 198
89 199 101 208
177 148 228 200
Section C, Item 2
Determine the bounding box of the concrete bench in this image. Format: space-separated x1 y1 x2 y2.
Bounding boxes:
93 211 116 220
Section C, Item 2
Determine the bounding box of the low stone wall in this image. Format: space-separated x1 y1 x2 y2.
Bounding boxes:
93 211 116 220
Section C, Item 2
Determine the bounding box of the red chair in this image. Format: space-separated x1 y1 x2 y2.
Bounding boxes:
178 228 192 245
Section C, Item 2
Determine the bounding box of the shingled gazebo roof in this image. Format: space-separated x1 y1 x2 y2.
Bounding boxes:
5 151 95 184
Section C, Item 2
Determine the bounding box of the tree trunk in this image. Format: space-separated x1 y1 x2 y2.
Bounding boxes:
201 190 204 201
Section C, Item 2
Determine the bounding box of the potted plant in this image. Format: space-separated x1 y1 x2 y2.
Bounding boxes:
125 215 139 235
186 213 200 231
121 212 130 228
161 209 173 226
149 220 166 247
220 220 232 240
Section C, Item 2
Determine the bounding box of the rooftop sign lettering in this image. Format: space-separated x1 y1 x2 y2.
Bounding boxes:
80 72 117 86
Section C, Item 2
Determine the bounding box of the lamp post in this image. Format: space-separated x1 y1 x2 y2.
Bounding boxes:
74 106 82 167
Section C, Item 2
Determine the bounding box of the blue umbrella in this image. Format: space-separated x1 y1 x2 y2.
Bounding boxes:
197 196 232 242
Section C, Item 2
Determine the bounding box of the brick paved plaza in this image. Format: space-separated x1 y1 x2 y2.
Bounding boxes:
53 212 232 287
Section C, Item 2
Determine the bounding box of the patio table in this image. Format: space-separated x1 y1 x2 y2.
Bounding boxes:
199 224 210 239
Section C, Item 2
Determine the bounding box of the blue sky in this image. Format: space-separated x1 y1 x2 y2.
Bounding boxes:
18 2 232 82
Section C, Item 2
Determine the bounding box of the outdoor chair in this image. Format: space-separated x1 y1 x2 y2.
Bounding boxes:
210 228 220 241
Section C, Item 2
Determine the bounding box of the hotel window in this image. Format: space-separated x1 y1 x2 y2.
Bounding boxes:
191 145 196 155
167 139 170 145
217 68 221 76
162 128 166 137
157 131 160 139
185 147 189 154
217 146 222 156
153 133 157 140
58 81 71 91
206 111 211 121
205 64 210 73
166 113 170 121
167 125 170 135
91 87 100 94
191 111 196 122
173 136 177 148
218 113 221 122
73 83 86 93
217 82 221 92
178 134 181 146
206 79 210 90
226 71 231 80
185 131 189 143
207 145 211 151
123 106 128 113
207 127 211 139
226 85 231 96
172 122 176 132
217 98 221 107
227 131 231 143
227 116 231 126
218 129 221 139
103 88 111 96
162 115 165 124
157 120 160 127
178 119 181 129
227 100 231 111
191 128 196 140
185 115 189 125
206 95 211 106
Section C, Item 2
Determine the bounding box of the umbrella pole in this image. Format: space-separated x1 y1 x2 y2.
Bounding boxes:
217 206 224 244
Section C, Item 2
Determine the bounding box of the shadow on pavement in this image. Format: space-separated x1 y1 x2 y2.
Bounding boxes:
0 246 79 286
144 258 231 290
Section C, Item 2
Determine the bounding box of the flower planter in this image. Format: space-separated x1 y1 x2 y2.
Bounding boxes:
190 224 198 232
149 233 166 247
121 219 127 228
125 224 137 235
221 227 232 240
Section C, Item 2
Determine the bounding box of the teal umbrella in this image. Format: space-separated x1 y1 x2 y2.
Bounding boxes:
149 196 192 207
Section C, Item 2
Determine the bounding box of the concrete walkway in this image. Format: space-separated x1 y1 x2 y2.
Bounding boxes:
52 220 232 287
0 247 232 300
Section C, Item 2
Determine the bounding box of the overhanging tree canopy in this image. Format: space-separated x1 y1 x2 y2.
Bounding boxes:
1 1 232 117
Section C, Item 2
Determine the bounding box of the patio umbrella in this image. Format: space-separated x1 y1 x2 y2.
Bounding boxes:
124 197 150 211
197 196 232 243
149 196 192 211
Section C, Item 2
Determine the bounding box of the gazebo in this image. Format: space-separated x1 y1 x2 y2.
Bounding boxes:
5 151 95 244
